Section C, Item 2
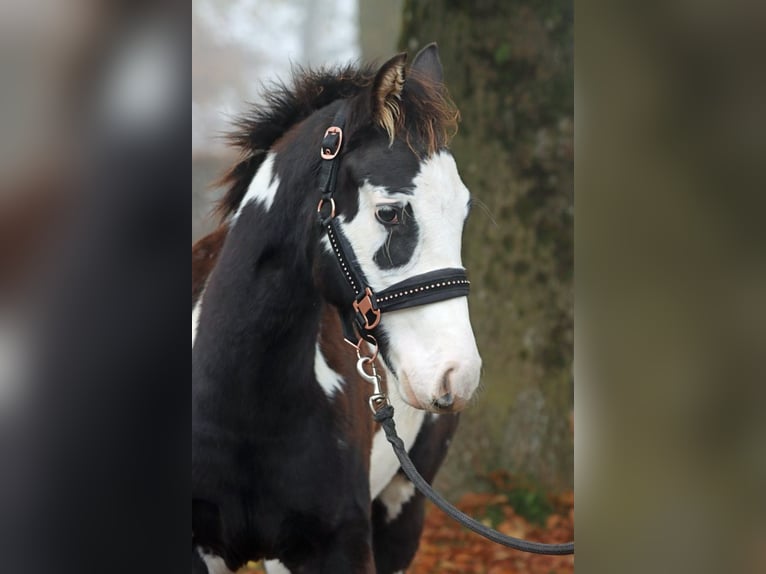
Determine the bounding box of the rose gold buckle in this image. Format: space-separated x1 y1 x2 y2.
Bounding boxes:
345 335 379 363
353 287 381 330
316 197 336 219
320 126 343 160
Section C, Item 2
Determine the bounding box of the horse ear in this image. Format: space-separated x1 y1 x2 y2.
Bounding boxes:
411 42 444 84
371 52 407 140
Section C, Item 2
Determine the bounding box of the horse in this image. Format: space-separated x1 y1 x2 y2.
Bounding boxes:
192 43 483 574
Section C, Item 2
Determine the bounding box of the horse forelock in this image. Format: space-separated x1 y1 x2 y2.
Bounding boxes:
213 63 459 221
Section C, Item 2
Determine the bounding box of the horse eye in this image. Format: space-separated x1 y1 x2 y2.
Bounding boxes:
375 206 400 225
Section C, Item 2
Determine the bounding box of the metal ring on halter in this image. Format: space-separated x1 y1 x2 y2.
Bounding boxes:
316 198 336 219
344 335 378 363
354 335 378 364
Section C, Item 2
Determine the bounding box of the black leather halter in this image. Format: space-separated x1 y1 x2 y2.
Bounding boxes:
316 106 471 345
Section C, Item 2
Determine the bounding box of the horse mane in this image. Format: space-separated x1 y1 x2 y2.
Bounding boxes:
214 62 459 220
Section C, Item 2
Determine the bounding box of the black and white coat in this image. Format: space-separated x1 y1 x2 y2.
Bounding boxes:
192 44 481 574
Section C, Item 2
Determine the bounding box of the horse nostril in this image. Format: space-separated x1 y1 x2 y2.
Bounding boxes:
431 367 456 410
432 392 454 410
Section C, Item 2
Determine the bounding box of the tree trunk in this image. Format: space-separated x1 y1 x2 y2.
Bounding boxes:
358 0 404 62
400 0 573 496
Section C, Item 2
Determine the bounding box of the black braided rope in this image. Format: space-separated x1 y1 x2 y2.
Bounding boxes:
373 405 575 556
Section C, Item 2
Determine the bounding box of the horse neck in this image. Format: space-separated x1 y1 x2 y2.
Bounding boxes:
194 107 344 405
192 192 321 406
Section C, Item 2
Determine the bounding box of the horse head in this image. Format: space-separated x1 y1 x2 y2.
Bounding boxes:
313 44 482 413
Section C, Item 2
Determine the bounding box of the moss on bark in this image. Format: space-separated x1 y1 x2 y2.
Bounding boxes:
400 0 573 495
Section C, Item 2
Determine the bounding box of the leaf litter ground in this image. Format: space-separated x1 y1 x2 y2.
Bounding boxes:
239 471 574 574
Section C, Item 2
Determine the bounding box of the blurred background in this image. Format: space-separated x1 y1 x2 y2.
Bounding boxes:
192 0 574 514
193 0 389 237
1 3 188 574
1 1 763 573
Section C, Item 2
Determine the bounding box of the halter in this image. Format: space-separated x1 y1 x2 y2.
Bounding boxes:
316 105 471 347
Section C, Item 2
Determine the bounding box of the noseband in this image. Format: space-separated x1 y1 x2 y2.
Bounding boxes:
316 105 470 346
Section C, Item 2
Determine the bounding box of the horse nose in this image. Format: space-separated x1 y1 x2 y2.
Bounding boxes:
431 367 456 411
432 392 454 410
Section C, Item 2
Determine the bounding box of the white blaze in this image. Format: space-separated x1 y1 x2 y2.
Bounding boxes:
338 151 482 410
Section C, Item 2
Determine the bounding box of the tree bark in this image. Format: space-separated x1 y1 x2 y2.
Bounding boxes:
400 0 573 495
358 0 404 62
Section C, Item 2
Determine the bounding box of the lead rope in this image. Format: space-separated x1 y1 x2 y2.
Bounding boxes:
355 353 575 556
373 404 575 555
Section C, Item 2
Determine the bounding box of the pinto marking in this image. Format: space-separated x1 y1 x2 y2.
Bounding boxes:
378 474 417 523
370 363 425 499
336 151 482 411
192 298 202 347
235 153 280 217
341 152 472 287
264 560 292 574
198 550 234 574
314 343 344 398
